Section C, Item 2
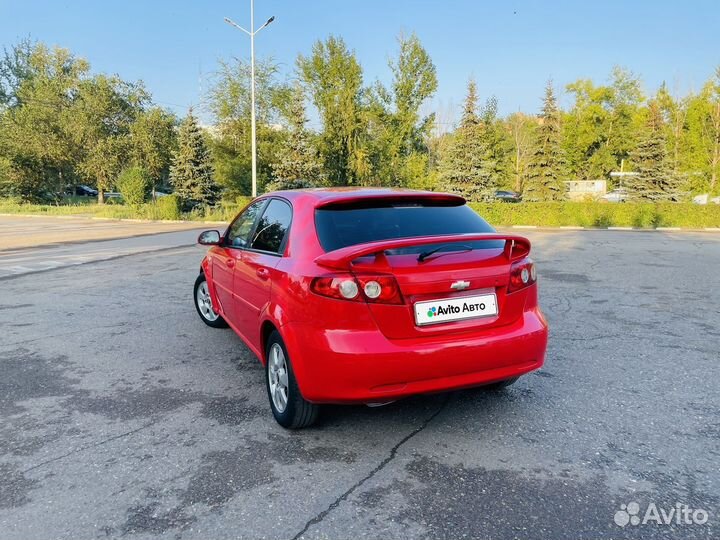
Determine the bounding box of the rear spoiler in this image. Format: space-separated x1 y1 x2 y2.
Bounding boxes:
315 234 531 270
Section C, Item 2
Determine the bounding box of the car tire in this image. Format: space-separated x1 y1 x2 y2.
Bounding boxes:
265 330 319 429
194 274 228 328
484 376 519 390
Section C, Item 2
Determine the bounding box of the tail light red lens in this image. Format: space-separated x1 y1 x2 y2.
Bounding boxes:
311 274 403 304
508 258 537 293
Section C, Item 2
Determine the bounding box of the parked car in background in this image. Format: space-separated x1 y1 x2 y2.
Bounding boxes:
601 188 629 203
193 188 548 428
494 190 522 203
67 185 98 197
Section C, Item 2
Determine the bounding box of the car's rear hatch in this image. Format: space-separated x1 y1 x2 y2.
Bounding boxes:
314 195 531 340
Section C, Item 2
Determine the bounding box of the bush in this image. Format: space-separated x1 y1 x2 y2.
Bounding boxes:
116 167 151 206
152 194 182 220
468 202 720 228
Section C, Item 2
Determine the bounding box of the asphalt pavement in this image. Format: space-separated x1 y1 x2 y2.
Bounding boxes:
0 215 205 251
1 226 719 539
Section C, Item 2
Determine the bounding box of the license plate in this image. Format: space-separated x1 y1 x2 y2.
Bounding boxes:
414 293 498 326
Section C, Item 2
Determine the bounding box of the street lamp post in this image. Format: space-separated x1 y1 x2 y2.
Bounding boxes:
224 2 274 198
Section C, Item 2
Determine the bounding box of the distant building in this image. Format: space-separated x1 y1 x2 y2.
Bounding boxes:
564 180 607 201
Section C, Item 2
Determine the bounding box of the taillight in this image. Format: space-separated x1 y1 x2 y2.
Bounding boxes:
310 274 403 304
508 258 537 293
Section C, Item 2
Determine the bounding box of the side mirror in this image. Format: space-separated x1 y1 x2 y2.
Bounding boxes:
198 230 221 245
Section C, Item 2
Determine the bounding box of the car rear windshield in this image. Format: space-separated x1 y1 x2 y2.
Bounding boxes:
315 200 497 252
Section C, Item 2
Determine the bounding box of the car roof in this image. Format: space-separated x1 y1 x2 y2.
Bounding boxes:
267 187 465 207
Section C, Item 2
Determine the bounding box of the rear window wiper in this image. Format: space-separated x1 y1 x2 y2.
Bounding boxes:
417 244 473 262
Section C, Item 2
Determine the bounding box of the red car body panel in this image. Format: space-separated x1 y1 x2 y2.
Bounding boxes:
200 188 548 404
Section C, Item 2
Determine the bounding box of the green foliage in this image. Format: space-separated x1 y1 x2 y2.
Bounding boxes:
116 166 151 206
298 35 366 185
562 67 644 182
440 80 496 200
169 110 218 208
268 84 322 190
4 37 720 207
152 194 181 220
0 42 90 201
682 69 720 194
130 107 177 190
364 33 438 187
628 102 683 201
469 202 720 228
68 74 148 202
523 81 565 201
207 57 288 196
0 39 176 203
507 112 537 192
3 197 717 229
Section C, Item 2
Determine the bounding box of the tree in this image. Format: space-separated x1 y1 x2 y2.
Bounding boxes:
361 33 438 187
69 74 147 203
207 57 288 196
116 166 151 206
523 81 565 201
562 78 614 180
386 33 437 186
170 110 218 207
628 101 682 201
298 36 366 185
656 82 689 174
507 112 537 192
130 107 177 194
684 69 720 194
478 96 512 188
268 84 322 190
606 67 644 168
439 79 496 200
0 43 89 201
563 67 644 183
0 38 35 108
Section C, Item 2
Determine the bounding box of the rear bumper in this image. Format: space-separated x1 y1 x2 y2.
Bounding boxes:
282 308 548 404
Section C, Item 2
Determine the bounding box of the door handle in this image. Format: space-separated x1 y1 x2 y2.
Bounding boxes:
225 258 235 268
256 267 270 280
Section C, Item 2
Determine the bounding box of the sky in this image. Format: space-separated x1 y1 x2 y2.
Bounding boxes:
1 0 719 126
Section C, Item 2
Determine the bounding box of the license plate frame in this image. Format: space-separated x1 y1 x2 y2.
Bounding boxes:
414 293 498 326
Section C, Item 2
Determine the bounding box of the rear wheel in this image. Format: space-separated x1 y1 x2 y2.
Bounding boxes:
194 274 228 328
484 376 519 390
266 331 319 429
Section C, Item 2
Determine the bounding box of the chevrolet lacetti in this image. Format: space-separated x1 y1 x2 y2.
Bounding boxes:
193 188 548 428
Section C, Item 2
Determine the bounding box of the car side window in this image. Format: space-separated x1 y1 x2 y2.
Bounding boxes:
250 199 292 254
225 200 265 248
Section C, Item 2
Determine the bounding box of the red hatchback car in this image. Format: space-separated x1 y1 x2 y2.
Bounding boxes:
193 189 548 428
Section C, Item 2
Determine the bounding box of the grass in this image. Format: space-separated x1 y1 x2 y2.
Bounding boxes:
0 196 254 222
2 197 719 228
469 201 720 229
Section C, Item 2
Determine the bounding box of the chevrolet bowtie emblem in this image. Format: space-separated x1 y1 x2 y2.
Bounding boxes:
450 280 470 291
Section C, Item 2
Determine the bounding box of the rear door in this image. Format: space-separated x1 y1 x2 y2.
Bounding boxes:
233 198 292 347
314 199 526 339
211 199 266 326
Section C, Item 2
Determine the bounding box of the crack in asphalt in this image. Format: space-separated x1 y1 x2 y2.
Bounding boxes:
290 395 452 540
22 421 156 474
